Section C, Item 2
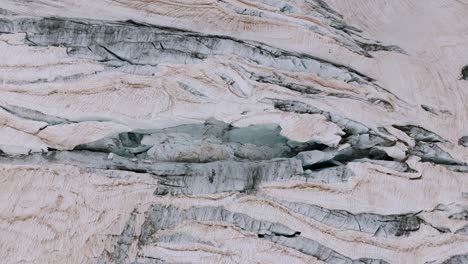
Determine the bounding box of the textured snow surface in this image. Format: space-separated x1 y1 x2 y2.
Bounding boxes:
0 0 468 263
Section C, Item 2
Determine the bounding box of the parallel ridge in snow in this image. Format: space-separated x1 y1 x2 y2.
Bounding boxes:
0 1 467 263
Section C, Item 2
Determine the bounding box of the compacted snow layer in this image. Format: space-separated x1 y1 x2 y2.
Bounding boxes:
0 1 467 263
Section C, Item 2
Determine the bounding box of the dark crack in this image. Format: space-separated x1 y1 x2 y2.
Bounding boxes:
461 66 468 80
0 16 376 84
439 253 468 264
278 200 424 237
0 104 72 125
137 205 388 264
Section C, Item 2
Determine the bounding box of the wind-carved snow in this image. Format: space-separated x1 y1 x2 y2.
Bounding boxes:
0 1 467 263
